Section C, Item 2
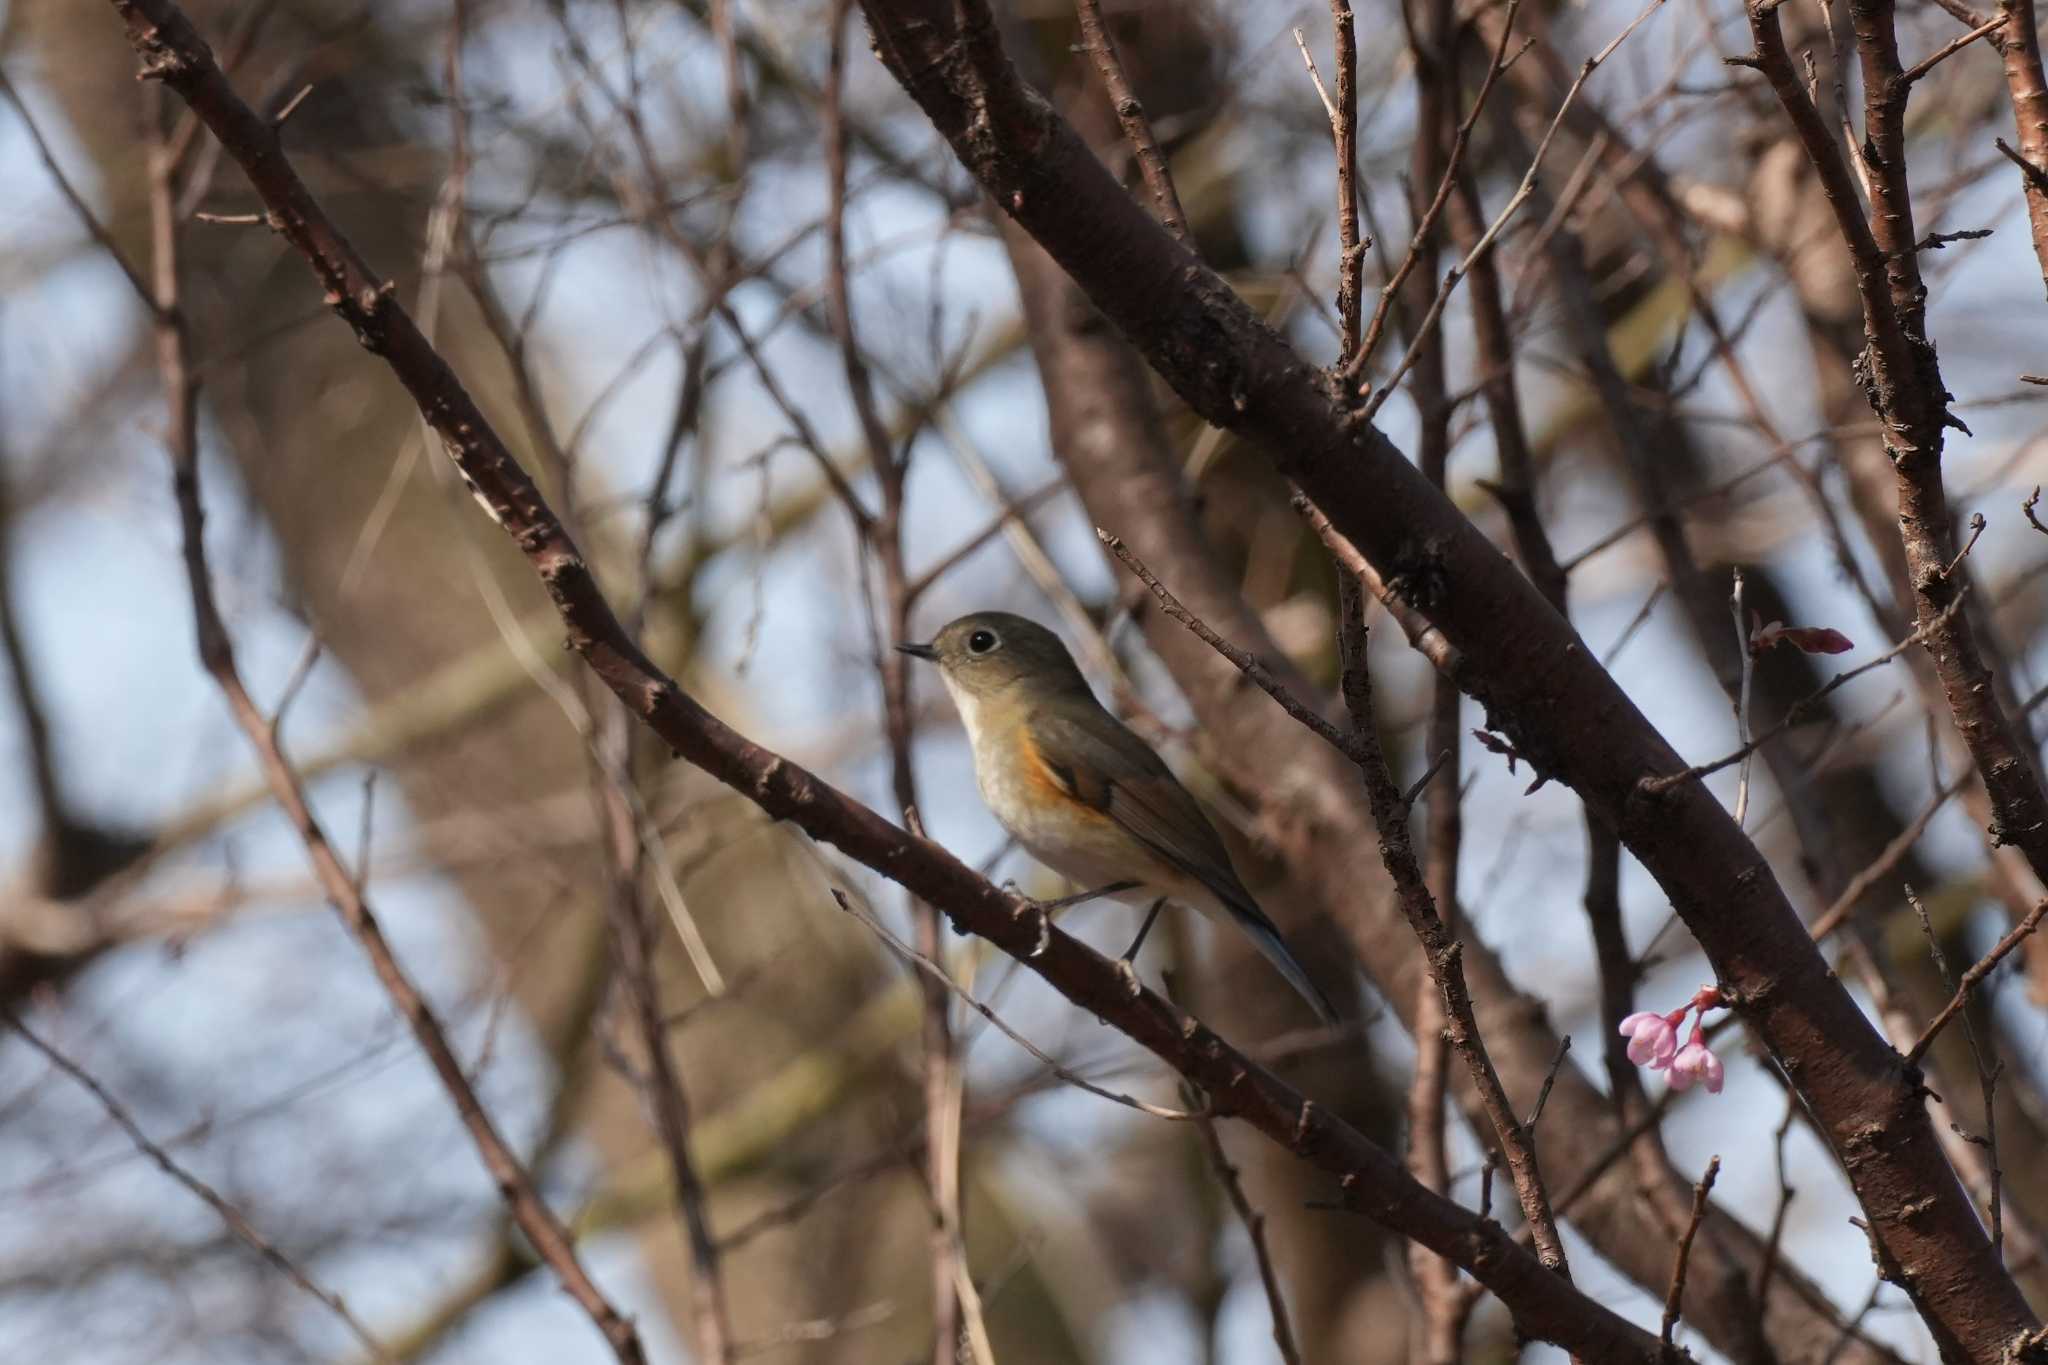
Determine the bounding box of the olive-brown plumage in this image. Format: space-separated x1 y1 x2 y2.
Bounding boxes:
899 612 1335 1021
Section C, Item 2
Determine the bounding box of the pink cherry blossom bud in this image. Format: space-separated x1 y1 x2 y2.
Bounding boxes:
1668 1040 1722 1093
1751 619 1853 655
1773 626 1854 655
1619 1011 1678 1069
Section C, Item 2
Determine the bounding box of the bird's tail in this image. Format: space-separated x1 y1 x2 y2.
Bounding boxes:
1222 897 1339 1025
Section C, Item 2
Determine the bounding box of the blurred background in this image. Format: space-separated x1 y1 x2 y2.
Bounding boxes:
1 0 2046 1360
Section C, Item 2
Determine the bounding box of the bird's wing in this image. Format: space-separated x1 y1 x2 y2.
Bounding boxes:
1025 705 1338 1024
1024 706 1255 914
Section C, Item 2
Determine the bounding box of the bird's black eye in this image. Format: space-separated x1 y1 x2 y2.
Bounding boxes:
966 628 999 655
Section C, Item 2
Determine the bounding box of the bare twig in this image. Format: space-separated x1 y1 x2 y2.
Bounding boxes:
1639 593 1967 797
1346 0 1528 380
835 891 1195 1121
903 478 1065 602
1403 748 1454 808
1351 0 1665 403
1332 574 1572 1278
1755 1098 1800 1308
1806 774 1969 942
1098 529 1366 764
1731 570 1756 828
1073 0 1189 241
3 1007 396 1360
1602 582 1669 668
820 4 972 1358
1905 886 2019 1261
1998 136 2048 194
271 79 313 125
1661 1156 1722 1348
1189 1092 1304 1364
1943 512 1988 577
1331 0 1362 355
0 70 157 307
1404 957 1467 1365
1907 898 2048 1063
1903 11 2009 82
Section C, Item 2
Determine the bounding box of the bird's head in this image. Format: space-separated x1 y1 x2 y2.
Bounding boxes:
896 611 1091 703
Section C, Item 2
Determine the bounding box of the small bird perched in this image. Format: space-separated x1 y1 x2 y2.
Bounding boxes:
898 611 1336 1023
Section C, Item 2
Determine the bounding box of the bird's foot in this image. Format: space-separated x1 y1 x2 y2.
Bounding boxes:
1115 955 1145 1000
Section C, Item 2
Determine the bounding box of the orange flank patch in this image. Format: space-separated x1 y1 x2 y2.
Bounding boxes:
1011 724 1090 811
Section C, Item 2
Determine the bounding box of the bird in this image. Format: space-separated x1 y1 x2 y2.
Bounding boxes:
897 610 1337 1023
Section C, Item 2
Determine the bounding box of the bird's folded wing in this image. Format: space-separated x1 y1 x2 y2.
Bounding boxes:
1025 707 1262 919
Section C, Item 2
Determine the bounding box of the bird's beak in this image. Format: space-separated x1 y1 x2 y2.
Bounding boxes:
895 641 938 662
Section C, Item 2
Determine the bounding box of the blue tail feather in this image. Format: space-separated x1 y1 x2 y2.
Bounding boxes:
1228 902 1339 1024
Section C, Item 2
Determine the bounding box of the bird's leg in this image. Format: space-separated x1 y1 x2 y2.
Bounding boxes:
1037 879 1141 912
1115 897 1168 999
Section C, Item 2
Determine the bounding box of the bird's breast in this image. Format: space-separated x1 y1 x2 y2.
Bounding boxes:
968 717 1156 892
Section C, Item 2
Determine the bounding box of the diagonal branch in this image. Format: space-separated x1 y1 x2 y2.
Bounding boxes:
849 0 2035 1355
121 24 647 1365
94 3 1677 1355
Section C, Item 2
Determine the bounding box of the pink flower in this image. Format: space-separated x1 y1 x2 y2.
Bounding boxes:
1667 1039 1725 1094
1616 988 1729 1096
1619 1011 1678 1069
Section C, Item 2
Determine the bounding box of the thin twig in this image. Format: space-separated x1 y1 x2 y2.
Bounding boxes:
1640 593 1967 797
3 1007 397 1360
1755 1097 1799 1307
1189 1090 1304 1365
1331 574 1573 1278
1351 0 1664 401
1999 136 2048 194
1907 898 2048 1062
1942 512 1988 577
1903 11 2009 82
1098 529 1366 764
1660 1156 1722 1347
1403 748 1454 807
1331 0 1362 356
0 70 158 308
1601 582 1669 668
1906 885 2016 1261
1345 0 1527 379
904 478 1065 602
1074 0 1189 241
821 5 973 1359
834 891 1197 1121
1806 774 1969 942
1731 570 1756 828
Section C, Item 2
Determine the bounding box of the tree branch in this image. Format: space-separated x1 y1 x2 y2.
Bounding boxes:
95 2 1678 1356
849 0 2035 1353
